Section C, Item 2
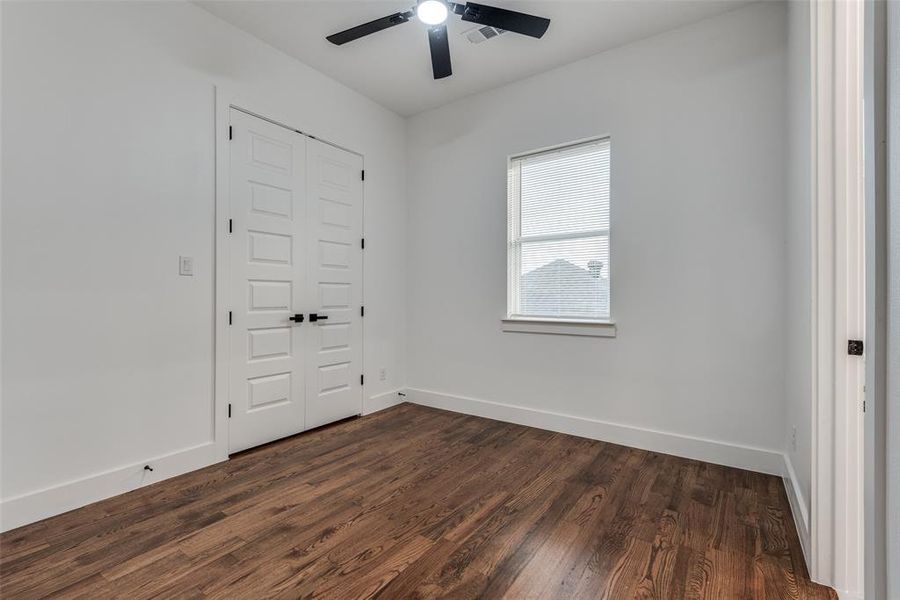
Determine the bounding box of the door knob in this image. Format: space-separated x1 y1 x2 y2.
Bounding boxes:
309 313 328 322
289 314 304 323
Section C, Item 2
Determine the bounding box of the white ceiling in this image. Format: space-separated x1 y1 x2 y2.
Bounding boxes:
198 1 749 116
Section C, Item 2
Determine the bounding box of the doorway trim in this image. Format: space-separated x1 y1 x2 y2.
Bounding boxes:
809 1 866 597
213 87 365 457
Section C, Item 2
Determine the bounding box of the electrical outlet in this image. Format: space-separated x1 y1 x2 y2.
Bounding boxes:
179 256 194 276
379 368 387 382
791 426 797 452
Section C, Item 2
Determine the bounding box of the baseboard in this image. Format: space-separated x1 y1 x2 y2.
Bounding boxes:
406 388 786 476
363 389 405 415
782 454 812 570
0 442 226 533
1 391 405 533
0 390 791 535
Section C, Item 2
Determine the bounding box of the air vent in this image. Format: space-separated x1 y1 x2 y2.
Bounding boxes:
463 25 506 44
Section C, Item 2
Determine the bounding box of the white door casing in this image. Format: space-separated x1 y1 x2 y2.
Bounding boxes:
228 109 308 453
305 139 364 429
810 1 866 596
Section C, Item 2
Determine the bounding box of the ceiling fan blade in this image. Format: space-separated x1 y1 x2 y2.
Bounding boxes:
428 25 452 79
326 11 414 45
460 2 550 38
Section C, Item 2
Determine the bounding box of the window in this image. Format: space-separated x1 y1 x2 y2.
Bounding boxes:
505 137 613 335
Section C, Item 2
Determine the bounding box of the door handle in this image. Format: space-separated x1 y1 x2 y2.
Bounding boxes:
309 313 328 322
289 314 305 323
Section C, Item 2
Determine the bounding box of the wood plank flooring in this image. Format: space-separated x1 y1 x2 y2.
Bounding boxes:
0 403 835 599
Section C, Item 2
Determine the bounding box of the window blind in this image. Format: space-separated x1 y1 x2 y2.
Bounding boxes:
508 138 610 320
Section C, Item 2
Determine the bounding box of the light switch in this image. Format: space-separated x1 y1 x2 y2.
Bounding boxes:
179 256 194 276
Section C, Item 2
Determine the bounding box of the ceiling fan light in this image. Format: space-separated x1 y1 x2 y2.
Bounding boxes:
417 0 448 25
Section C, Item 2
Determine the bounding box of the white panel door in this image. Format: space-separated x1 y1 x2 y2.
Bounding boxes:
305 139 364 429
228 109 307 453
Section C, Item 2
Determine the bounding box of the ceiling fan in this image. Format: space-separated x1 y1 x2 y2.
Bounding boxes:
326 1 551 80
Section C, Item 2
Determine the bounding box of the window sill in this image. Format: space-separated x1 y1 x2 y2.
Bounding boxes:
501 318 617 338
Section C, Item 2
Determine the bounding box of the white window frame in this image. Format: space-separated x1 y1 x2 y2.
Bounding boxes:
503 136 616 338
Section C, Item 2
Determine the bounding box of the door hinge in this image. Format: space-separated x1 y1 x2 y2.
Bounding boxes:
228 219 233 234
848 340 864 356
228 403 232 418
863 400 867 413
228 311 233 325
361 306 365 317
229 125 233 140
361 238 365 249
360 374 364 386
361 170 365 181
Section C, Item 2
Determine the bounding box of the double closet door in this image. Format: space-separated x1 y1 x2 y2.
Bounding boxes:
228 108 363 454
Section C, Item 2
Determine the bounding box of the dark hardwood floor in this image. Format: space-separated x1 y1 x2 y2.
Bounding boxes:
0 403 834 599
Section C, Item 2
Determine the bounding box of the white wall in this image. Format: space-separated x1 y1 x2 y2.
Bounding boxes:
406 3 789 466
0 1 407 530
784 0 812 552
0 0 813 536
